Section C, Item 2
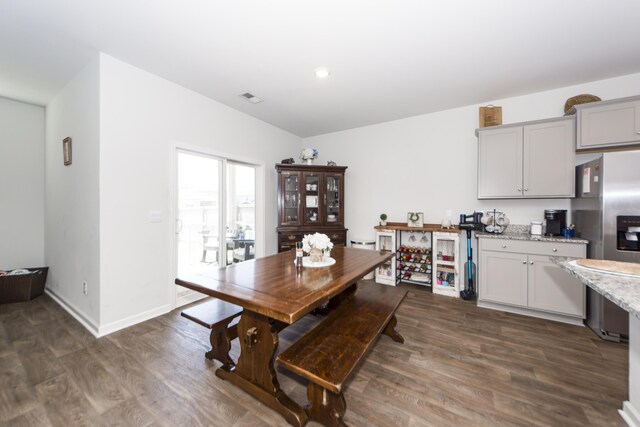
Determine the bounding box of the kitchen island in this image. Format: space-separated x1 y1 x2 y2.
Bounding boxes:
556 259 640 427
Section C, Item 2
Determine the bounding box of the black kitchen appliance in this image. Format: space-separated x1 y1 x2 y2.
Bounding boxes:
544 209 567 236
617 215 640 252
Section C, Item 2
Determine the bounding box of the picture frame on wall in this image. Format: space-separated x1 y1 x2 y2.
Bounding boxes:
407 212 424 227
63 137 72 166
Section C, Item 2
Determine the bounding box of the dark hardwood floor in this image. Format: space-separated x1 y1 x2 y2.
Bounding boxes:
0 283 628 426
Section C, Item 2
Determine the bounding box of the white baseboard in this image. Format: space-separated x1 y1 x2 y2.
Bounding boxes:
176 290 207 308
45 289 100 337
97 303 172 337
477 300 584 326
45 288 172 338
621 401 640 427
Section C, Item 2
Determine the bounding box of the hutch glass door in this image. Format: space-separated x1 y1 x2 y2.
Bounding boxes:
325 174 342 224
281 173 300 225
303 173 322 225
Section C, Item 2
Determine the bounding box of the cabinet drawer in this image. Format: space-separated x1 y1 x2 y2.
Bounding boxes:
278 230 347 253
479 238 585 258
282 233 303 242
327 231 346 244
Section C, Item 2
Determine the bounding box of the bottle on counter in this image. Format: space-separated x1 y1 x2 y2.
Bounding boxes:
296 242 304 269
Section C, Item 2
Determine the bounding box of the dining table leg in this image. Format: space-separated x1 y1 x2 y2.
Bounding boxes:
215 310 308 427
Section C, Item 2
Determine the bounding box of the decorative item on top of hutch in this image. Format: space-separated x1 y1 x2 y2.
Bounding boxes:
276 163 347 252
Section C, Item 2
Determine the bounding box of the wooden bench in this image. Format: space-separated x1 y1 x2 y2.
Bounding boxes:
181 299 243 371
277 282 408 426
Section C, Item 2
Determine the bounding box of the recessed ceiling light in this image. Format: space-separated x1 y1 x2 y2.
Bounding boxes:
239 92 263 104
314 68 331 79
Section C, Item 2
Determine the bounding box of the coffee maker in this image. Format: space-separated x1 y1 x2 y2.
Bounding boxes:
544 209 567 236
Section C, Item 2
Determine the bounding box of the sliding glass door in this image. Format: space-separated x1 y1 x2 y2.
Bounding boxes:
176 151 222 278
175 149 259 306
226 162 256 265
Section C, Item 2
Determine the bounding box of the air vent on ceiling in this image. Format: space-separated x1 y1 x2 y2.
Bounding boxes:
240 92 263 104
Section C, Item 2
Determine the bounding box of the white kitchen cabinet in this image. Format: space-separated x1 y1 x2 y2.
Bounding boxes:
527 255 584 317
374 230 396 286
477 237 587 325
479 250 528 306
573 95 640 150
432 232 460 297
477 126 522 198
477 116 575 199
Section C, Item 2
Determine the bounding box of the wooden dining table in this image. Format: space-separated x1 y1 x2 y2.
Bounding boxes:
175 246 393 426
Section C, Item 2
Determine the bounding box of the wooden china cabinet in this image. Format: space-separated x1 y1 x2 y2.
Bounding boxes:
276 163 348 252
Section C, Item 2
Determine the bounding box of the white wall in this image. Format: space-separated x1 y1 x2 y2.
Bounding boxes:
45 56 101 328
98 54 300 330
0 97 45 270
304 72 640 241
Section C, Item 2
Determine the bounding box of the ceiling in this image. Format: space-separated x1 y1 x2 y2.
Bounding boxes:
2 1 640 137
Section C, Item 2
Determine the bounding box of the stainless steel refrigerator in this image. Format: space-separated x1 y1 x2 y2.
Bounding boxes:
572 150 640 341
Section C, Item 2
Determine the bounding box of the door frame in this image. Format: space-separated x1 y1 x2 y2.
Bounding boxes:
169 141 265 309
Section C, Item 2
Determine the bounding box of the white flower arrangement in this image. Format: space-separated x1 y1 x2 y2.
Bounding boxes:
301 232 334 253
300 148 318 161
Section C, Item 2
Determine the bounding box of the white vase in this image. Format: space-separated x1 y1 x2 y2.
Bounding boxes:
305 159 313 165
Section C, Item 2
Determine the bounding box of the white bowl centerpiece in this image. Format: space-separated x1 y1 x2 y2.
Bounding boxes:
302 232 334 263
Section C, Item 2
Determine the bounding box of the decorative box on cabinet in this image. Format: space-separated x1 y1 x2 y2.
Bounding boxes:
375 231 396 285
477 116 575 199
432 232 460 297
571 95 640 151
477 237 587 325
276 163 347 252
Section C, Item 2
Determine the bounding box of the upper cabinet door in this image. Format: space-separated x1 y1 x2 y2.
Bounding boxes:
324 173 344 226
302 172 323 226
577 98 640 150
523 118 575 198
477 126 523 199
278 171 302 226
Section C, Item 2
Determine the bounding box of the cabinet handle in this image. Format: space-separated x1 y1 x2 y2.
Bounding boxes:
530 261 534 265
288 235 296 240
522 260 527 264
517 187 522 191
636 131 640 134
331 234 339 239
552 248 557 252
524 188 529 192
501 244 507 248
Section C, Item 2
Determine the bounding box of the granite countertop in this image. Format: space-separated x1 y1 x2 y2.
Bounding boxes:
475 231 588 245
554 257 640 320
375 222 461 233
